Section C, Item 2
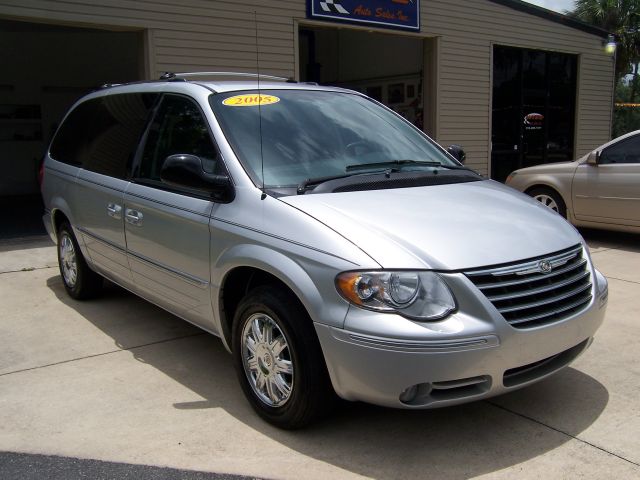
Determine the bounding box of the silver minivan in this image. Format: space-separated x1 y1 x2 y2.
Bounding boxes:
42 73 608 428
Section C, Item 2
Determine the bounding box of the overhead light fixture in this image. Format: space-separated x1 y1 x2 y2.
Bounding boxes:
605 34 616 54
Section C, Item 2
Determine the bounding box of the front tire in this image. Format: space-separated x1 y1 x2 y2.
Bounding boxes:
528 187 567 218
57 221 103 299
232 286 334 429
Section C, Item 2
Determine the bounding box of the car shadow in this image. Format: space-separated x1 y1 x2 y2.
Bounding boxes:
0 235 54 253
580 227 640 254
46 275 609 479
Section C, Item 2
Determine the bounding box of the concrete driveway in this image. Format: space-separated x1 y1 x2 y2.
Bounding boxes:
1 230 639 479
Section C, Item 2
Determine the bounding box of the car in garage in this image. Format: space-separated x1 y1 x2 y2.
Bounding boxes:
506 130 640 233
41 72 608 428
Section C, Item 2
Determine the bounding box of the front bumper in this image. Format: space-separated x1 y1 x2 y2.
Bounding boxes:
315 269 608 408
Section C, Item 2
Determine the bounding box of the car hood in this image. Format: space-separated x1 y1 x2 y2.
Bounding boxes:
512 160 579 176
280 180 583 270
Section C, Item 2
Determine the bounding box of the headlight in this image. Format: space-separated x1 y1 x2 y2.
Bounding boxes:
335 271 456 321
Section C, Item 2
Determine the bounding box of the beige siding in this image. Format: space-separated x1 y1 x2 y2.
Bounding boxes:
0 0 304 77
424 0 614 174
0 0 614 175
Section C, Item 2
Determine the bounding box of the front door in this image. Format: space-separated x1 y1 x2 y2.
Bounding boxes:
491 46 577 182
125 93 225 327
573 134 640 225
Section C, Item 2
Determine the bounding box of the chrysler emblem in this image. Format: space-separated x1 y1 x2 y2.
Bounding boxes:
538 260 552 273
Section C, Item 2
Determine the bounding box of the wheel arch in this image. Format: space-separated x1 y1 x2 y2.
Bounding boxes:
214 245 341 352
524 182 562 197
521 174 573 212
51 208 70 237
49 196 77 242
524 183 570 219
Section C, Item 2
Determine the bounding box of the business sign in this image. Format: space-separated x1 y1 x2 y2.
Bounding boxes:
308 0 420 31
524 112 544 131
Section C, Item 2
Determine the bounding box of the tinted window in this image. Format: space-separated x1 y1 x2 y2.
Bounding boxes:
83 94 158 179
139 94 221 181
50 93 158 177
600 135 640 164
49 99 98 166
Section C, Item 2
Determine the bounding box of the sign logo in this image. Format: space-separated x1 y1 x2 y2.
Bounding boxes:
524 112 544 130
222 94 280 107
320 0 349 14
538 260 553 274
308 0 420 31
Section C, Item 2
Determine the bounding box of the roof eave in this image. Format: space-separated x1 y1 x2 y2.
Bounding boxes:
487 0 611 39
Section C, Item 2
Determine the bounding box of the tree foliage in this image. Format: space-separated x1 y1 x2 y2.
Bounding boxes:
613 79 640 136
569 0 640 82
569 1 640 135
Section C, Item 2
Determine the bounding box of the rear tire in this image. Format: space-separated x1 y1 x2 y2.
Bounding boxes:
57 221 103 300
528 187 567 218
231 286 334 429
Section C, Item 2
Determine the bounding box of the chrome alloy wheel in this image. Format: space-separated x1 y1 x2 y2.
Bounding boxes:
533 193 560 213
59 233 78 288
241 313 294 407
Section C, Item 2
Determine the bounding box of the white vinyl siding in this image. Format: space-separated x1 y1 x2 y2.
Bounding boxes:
0 0 613 175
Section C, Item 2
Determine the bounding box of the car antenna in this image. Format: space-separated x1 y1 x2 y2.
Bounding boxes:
255 10 267 201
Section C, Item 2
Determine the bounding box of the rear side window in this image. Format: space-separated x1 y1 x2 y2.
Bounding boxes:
49 99 96 167
50 93 158 178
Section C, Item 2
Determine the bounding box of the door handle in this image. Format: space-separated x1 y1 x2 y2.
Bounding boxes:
107 203 122 219
125 209 143 226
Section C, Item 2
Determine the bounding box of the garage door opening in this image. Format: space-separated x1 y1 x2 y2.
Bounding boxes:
298 26 435 135
0 19 144 238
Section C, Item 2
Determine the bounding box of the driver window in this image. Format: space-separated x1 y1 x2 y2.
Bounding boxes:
600 135 640 165
139 94 221 180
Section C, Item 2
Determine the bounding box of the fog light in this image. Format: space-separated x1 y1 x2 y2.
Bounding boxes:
399 385 418 403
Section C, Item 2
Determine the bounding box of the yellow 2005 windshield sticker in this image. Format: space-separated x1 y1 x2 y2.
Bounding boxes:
222 94 280 107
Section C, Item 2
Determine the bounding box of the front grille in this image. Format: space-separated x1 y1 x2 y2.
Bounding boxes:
464 245 592 329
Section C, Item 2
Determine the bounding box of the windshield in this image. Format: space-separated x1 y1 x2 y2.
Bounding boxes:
209 89 458 189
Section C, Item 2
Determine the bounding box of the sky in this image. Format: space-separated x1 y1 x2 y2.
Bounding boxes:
524 0 576 14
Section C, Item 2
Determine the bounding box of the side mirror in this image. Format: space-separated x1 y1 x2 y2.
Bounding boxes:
586 151 600 165
160 154 234 203
447 144 466 164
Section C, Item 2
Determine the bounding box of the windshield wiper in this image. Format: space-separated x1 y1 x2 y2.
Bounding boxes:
297 160 474 195
345 160 443 172
346 159 473 173
297 173 357 194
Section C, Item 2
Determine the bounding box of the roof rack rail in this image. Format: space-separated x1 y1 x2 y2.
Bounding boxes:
159 71 294 82
99 83 122 89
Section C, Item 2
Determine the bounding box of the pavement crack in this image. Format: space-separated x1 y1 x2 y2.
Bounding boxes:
590 248 615 255
486 401 640 468
0 265 56 275
0 332 206 378
605 275 640 286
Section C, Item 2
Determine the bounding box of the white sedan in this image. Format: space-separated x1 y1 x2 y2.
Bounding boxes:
506 130 640 234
